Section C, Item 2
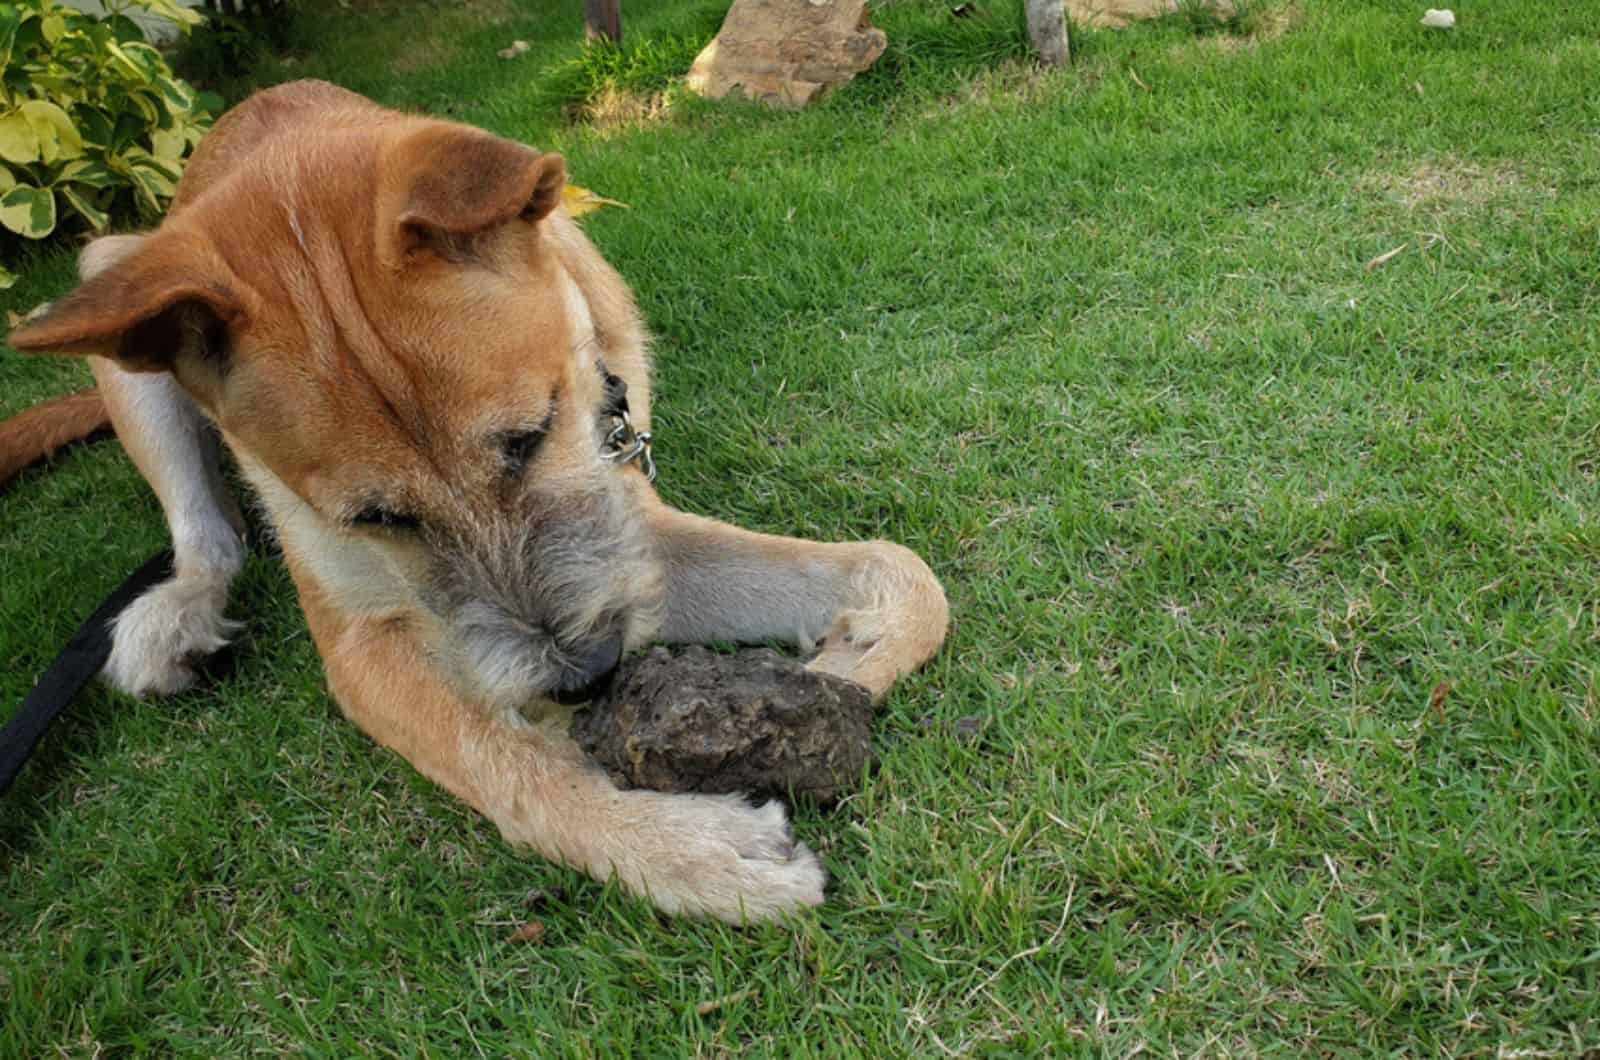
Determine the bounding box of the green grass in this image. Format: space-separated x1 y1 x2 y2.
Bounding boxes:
5 0 1600 1053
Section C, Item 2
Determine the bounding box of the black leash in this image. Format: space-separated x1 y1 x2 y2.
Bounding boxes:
0 549 175 795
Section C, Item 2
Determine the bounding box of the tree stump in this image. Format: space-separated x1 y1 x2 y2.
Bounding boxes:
584 0 621 44
1025 0 1070 66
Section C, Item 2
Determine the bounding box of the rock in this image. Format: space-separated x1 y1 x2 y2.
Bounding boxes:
1068 0 1233 29
571 646 874 803
686 0 887 109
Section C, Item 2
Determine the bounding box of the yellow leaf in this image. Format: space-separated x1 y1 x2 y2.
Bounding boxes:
103 42 148 81
0 111 40 165
151 125 185 161
135 0 204 28
19 100 84 165
561 183 629 218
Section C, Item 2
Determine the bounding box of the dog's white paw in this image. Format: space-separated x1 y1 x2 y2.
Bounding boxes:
807 607 889 685
103 576 240 698
618 793 826 923
806 542 949 700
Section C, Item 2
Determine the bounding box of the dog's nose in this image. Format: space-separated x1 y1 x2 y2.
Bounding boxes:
550 634 624 705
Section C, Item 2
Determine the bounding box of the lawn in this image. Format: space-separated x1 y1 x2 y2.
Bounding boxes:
4 0 1600 1053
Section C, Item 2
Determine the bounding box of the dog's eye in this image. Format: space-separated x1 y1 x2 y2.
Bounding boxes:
351 506 421 532
500 428 546 474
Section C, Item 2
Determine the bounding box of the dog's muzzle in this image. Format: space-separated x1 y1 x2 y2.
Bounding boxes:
549 633 624 705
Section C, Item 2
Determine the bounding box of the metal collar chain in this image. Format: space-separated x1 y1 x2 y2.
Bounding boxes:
601 404 655 482
597 367 656 482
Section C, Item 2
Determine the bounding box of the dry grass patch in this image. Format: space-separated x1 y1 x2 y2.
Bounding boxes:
918 59 1067 124
955 58 1058 107
1166 1 1302 57
1365 158 1549 210
1070 0 1233 30
571 85 673 134
1212 0 1300 52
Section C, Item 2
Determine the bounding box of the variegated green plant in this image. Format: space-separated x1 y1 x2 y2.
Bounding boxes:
0 0 213 288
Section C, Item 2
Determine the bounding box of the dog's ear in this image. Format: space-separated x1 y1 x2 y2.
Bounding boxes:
389 125 566 249
9 231 243 375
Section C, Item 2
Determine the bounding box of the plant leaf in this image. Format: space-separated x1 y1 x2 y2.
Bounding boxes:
150 124 185 160
123 163 170 212
71 105 114 149
0 6 26 71
0 110 41 165
154 74 195 112
561 183 630 218
56 157 120 188
59 182 108 232
102 41 150 81
0 262 15 291
118 41 169 80
132 0 204 29
123 90 160 126
122 146 181 185
20 99 85 164
0 183 58 238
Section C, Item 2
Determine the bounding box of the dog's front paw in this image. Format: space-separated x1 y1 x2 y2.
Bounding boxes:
806 542 949 699
104 576 240 697
807 608 891 691
618 793 826 923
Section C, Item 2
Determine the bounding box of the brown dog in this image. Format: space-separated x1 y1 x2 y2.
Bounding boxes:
8 81 947 922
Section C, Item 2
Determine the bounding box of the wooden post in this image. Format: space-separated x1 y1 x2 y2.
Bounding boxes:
1024 0 1069 66
584 0 622 44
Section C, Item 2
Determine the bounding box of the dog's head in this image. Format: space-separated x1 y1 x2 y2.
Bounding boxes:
10 100 662 711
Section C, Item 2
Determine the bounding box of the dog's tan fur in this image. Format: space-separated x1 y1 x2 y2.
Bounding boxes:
0 388 109 486
8 81 948 922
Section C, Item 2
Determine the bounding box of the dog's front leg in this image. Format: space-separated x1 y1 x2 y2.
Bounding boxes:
645 500 949 699
92 359 245 696
10 234 245 696
77 238 244 697
300 584 825 923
